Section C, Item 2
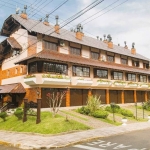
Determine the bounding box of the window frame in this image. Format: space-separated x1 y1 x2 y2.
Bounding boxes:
121 58 128 65
43 40 58 51
126 73 136 81
107 55 114 62
72 65 90 77
91 51 100 60
70 46 81 56
93 68 108 79
111 71 123 80
138 74 147 82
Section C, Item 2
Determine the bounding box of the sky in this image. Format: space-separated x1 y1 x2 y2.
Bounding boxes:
0 0 150 59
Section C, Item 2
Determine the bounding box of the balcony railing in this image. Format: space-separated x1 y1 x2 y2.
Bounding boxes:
76 78 93 86
97 79 112 87
113 81 127 87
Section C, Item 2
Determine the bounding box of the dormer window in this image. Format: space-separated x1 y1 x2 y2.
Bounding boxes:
91 51 99 60
44 41 58 51
143 63 149 69
107 55 114 62
132 60 139 67
70 47 81 56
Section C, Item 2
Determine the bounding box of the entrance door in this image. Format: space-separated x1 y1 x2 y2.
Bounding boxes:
137 91 145 102
124 91 134 103
110 90 121 104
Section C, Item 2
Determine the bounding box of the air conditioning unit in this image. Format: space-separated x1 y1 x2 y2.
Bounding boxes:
101 55 106 61
59 40 65 47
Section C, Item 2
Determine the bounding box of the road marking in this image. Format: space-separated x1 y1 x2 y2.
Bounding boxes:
73 145 106 150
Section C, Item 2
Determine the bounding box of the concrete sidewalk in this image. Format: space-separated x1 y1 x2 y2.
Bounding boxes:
0 122 150 149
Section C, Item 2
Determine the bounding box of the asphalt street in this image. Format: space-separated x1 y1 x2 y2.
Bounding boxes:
58 128 150 150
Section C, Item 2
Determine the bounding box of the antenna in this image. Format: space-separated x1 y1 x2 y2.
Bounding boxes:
55 15 59 25
103 34 106 40
124 41 127 46
24 5 27 14
16 5 20 14
132 42 135 48
39 18 42 22
45 14 49 22
97 36 99 40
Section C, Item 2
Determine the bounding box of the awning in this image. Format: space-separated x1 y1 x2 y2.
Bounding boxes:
0 83 26 94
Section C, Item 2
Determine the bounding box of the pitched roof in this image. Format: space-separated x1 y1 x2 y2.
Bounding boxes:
15 50 150 75
0 83 26 94
2 14 149 61
7 37 22 49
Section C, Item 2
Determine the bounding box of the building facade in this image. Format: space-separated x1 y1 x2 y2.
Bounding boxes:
0 12 150 107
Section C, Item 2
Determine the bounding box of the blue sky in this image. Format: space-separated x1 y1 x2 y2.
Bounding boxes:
0 0 150 58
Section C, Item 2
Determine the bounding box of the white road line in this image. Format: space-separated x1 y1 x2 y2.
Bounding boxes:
73 145 106 150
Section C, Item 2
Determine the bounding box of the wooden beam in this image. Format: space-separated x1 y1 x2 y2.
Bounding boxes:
145 91 148 102
121 90 124 104
106 89 110 104
66 88 70 107
134 90 137 103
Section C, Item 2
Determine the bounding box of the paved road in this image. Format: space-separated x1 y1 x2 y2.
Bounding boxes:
59 129 150 150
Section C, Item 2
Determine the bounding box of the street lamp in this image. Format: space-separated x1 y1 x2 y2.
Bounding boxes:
142 101 145 119
110 102 116 122
135 102 137 120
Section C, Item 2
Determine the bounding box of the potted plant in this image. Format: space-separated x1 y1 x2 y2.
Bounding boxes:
121 117 128 126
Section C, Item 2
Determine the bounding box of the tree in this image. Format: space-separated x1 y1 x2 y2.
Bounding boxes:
46 91 66 117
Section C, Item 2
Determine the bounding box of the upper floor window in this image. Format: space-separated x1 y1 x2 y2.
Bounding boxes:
70 47 81 56
107 55 114 62
43 62 68 75
111 71 123 80
44 41 58 51
132 60 139 67
72 66 90 77
121 58 127 65
94 68 108 78
91 51 99 60
29 62 37 73
126 73 136 81
143 63 149 69
139 75 147 82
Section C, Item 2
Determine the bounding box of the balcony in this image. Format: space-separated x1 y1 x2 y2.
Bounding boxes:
24 75 36 85
113 81 127 87
127 82 138 88
76 78 93 86
139 83 149 89
42 74 71 85
97 79 112 87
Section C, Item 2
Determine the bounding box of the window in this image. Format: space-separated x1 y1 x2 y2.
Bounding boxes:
72 66 90 77
70 47 81 55
121 58 127 65
143 63 149 69
43 62 68 75
139 75 147 82
111 71 123 80
15 68 18 74
107 55 114 62
29 62 37 73
94 68 108 78
91 51 99 60
44 41 57 51
126 73 136 81
132 60 139 67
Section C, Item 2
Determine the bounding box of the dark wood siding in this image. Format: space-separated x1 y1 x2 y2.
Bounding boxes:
70 89 88 106
41 88 66 108
148 91 150 100
109 90 121 104
137 91 145 102
124 91 134 103
92 89 106 104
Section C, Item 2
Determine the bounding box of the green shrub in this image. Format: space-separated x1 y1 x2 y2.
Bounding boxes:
86 95 101 113
105 105 120 113
92 109 108 119
0 112 7 121
77 106 90 115
120 108 133 117
14 108 23 120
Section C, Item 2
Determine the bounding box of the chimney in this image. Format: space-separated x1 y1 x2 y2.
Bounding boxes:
131 42 136 54
76 24 83 40
124 41 128 49
107 34 113 49
103 34 107 43
55 15 59 34
43 14 49 26
20 5 27 19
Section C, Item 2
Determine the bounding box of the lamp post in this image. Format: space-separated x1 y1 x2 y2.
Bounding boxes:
110 102 115 122
142 102 145 119
135 102 137 120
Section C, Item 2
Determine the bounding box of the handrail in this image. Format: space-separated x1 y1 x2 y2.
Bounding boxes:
0 102 10 112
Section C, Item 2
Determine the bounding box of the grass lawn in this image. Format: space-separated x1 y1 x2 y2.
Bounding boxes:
0 111 90 134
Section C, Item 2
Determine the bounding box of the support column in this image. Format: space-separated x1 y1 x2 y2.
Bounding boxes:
66 88 70 107
134 90 137 103
121 90 124 104
145 91 148 102
88 89 92 97
106 89 110 104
